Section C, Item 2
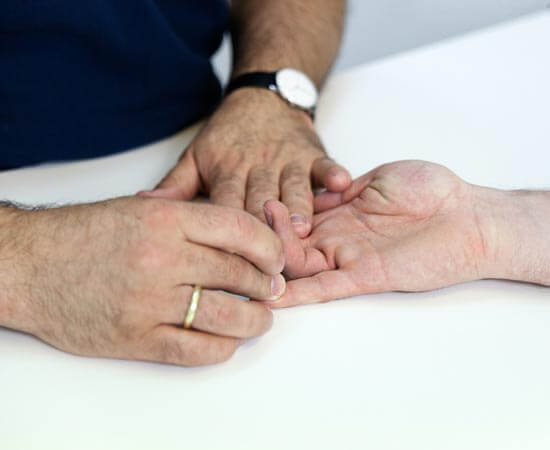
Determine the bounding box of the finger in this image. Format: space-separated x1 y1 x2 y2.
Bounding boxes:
143 325 241 366
177 242 286 301
150 150 201 200
264 200 329 279
178 203 284 276
245 167 280 223
313 191 344 213
162 287 273 338
314 171 375 212
268 269 369 309
311 157 352 192
280 165 313 238
209 171 247 210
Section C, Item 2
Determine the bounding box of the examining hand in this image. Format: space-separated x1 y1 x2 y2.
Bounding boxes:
0 197 285 366
154 90 351 237
265 160 550 307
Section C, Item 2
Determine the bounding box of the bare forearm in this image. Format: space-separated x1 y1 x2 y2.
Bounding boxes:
230 0 346 86
476 187 550 286
0 205 32 332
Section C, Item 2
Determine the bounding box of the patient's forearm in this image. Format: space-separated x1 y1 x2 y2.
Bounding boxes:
476 187 550 286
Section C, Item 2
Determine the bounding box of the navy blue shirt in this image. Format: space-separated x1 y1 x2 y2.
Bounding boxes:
0 1 229 169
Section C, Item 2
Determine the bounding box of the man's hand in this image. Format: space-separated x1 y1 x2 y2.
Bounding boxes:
155 89 351 237
0 197 285 366
152 0 350 237
264 160 550 308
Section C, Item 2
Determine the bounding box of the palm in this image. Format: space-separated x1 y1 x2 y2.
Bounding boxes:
267 161 487 307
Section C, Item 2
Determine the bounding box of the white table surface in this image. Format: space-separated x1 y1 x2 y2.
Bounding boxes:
1 12 550 450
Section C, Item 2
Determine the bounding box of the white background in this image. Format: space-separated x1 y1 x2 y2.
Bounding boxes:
1 12 550 450
338 0 548 69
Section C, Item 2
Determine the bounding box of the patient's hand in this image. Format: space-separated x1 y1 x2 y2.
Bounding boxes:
264 160 550 307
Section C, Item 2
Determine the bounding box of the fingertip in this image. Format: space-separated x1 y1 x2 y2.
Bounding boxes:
290 214 312 238
263 200 279 228
324 167 352 192
263 200 289 230
268 273 287 301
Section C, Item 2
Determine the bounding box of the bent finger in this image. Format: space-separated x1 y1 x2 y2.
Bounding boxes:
264 200 329 278
280 165 314 237
314 171 376 212
178 203 284 276
176 242 286 301
245 167 280 224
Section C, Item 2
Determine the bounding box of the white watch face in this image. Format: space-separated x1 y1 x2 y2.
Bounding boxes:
276 68 318 110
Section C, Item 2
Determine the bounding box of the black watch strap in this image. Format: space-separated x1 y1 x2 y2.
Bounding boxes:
224 72 278 97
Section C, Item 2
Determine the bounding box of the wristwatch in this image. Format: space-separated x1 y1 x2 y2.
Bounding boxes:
224 68 319 119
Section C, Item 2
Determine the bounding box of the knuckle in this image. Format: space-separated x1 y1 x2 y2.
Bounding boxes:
127 203 183 271
139 199 179 232
214 177 242 195
210 179 245 205
129 240 170 272
247 182 273 198
249 167 276 180
246 168 278 197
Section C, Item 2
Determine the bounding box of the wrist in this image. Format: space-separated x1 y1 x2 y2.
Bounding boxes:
221 87 314 127
473 186 550 285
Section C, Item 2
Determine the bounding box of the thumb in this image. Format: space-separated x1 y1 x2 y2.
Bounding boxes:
141 150 201 201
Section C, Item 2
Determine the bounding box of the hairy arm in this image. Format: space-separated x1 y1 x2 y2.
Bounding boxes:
476 188 550 286
0 205 31 332
231 0 347 85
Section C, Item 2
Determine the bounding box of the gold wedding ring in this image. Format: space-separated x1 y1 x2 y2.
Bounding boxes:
183 285 202 329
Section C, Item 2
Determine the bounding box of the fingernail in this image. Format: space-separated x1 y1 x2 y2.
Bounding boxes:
264 206 273 227
290 214 307 226
269 274 286 300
